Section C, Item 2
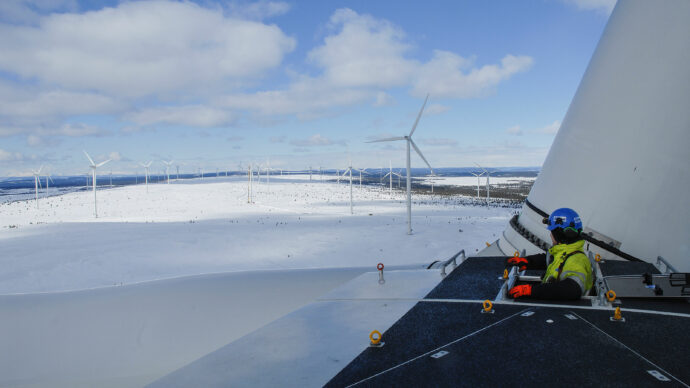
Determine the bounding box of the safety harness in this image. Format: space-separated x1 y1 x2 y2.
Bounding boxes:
551 250 585 282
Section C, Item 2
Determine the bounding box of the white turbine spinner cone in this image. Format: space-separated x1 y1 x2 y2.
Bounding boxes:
367 94 434 235
497 1 690 271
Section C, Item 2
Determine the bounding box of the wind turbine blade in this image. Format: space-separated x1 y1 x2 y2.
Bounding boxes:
145 161 152 168
83 150 95 166
474 162 488 173
96 159 111 168
37 165 43 174
366 136 406 143
409 94 429 137
409 139 434 174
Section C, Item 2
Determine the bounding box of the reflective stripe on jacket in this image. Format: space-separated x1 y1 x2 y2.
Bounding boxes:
543 240 593 295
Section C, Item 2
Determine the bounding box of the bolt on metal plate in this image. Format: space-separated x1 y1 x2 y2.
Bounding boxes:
431 350 449 359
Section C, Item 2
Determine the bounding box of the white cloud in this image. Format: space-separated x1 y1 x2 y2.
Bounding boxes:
419 138 458 147
0 81 124 127
0 1 296 98
534 120 560 135
290 134 346 147
227 1 291 20
413 51 533 98
373 92 395 107
506 125 523 136
219 8 532 119
563 0 616 15
0 148 25 162
125 105 236 128
107 151 123 161
55 123 108 137
425 104 449 116
0 0 77 25
217 76 372 119
308 8 416 89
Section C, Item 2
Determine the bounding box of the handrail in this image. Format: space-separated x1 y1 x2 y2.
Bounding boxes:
440 249 466 277
657 256 678 274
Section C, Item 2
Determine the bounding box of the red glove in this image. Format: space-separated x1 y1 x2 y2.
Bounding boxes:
506 256 528 271
508 284 532 299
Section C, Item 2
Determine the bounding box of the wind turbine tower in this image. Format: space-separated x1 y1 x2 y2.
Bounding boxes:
163 160 173 184
475 163 491 202
471 171 484 199
84 151 111 218
368 95 433 234
31 165 43 208
140 161 152 193
341 162 355 215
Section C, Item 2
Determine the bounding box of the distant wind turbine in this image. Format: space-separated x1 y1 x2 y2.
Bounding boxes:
357 168 368 189
45 173 54 198
367 94 433 234
475 163 491 202
139 161 152 193
471 171 484 199
382 161 402 197
31 165 43 208
341 161 355 215
163 160 173 184
84 150 111 218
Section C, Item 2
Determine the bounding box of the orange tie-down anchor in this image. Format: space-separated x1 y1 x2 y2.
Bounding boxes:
481 300 495 314
610 307 626 322
369 330 384 347
606 290 617 302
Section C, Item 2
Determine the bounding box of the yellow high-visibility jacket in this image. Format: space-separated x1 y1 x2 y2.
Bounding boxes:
543 240 593 295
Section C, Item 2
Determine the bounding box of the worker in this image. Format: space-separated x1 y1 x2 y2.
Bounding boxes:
506 208 593 300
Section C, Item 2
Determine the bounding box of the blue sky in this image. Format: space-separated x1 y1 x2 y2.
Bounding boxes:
0 0 615 176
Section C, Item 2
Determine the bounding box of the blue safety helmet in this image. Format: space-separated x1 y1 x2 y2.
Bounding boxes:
543 208 582 232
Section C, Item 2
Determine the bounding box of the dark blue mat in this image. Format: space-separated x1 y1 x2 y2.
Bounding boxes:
326 304 690 387
424 257 505 300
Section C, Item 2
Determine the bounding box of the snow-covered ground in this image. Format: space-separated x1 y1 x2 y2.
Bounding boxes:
420 175 535 187
0 175 514 295
0 175 517 388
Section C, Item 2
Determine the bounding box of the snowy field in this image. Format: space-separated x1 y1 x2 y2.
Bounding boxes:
0 175 517 387
420 175 535 187
0 175 514 295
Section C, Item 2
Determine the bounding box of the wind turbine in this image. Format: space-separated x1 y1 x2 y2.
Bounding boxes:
247 163 254 203
475 163 491 202
382 161 402 197
341 161 355 215
357 168 368 189
31 165 43 208
45 173 54 198
84 151 111 218
471 171 484 199
139 161 152 193
367 95 433 234
163 160 173 184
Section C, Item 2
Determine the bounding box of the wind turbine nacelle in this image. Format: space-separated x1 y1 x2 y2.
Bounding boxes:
498 0 690 272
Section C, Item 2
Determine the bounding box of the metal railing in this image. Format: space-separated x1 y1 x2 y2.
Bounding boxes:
657 256 678 274
440 249 466 277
